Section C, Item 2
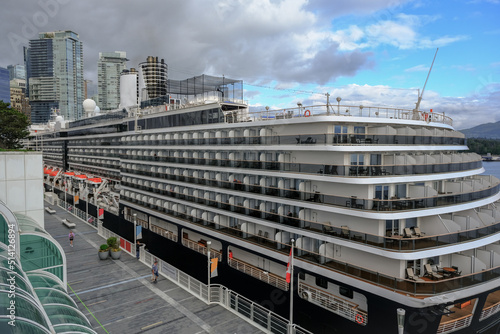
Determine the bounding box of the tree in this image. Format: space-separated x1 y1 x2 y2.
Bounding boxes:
0 101 30 149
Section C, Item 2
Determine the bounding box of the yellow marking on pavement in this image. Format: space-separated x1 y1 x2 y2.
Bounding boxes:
141 321 163 330
87 300 107 306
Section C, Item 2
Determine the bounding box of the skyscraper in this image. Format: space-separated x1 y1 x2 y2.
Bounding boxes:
0 67 10 104
97 51 127 110
25 31 84 123
138 56 167 102
7 64 26 80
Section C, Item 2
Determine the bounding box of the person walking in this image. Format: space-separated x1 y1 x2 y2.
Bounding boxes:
151 260 159 283
69 230 75 247
136 240 143 260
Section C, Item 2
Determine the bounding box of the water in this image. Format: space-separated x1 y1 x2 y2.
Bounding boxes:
482 162 500 179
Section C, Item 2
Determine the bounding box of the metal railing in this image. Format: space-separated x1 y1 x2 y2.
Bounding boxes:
436 314 472 334
298 283 367 326
480 300 500 321
249 104 453 126
228 258 289 291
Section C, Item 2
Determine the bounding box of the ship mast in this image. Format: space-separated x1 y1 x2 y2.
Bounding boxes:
413 48 438 119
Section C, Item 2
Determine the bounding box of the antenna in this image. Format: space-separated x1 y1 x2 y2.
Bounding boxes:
414 48 438 116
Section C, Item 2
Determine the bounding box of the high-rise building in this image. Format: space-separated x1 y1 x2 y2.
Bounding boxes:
97 51 127 111
0 67 10 104
138 56 167 102
10 79 31 121
25 31 84 123
7 64 26 80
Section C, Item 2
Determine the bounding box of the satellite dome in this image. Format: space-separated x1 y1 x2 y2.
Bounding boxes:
94 106 101 114
83 99 97 112
55 116 64 122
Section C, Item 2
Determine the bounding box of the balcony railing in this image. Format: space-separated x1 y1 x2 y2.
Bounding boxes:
122 195 500 297
228 257 288 291
120 179 500 253
120 155 482 179
120 171 499 215
437 314 472 334
88 131 465 147
298 283 367 326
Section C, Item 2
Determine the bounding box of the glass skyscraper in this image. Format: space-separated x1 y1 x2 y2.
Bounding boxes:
7 64 26 80
97 51 127 110
0 67 10 104
25 31 84 123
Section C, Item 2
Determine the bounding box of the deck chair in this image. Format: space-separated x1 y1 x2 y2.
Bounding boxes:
424 264 443 280
413 227 425 237
403 228 413 238
406 268 424 282
341 226 350 237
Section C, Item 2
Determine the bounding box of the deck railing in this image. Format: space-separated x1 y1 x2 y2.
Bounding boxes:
480 301 500 321
436 314 473 334
248 104 453 126
298 283 367 326
228 257 289 291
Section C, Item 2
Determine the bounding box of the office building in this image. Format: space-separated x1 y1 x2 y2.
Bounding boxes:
7 64 26 80
0 67 10 104
97 51 127 111
25 30 84 123
10 79 31 121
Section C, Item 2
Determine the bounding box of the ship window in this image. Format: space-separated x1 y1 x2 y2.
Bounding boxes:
339 286 353 299
351 154 364 166
298 272 305 280
315 277 328 289
375 185 389 199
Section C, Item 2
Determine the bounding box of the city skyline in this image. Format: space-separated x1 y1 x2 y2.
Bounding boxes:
1 0 499 128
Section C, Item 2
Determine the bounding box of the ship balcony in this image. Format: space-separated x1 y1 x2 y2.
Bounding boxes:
122 192 500 297
118 131 465 146
121 170 499 216
122 153 482 178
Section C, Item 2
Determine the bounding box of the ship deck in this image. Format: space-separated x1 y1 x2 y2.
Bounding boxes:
43 205 263 334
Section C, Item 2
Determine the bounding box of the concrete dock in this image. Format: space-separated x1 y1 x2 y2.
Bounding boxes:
44 205 263 334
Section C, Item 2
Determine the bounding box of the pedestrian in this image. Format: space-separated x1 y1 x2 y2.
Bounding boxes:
69 230 75 247
151 260 159 283
136 240 143 260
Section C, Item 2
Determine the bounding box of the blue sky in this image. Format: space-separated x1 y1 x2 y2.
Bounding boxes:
1 0 499 128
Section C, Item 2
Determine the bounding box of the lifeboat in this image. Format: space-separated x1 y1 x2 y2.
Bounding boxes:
64 171 75 177
87 177 102 184
75 174 87 180
49 170 59 177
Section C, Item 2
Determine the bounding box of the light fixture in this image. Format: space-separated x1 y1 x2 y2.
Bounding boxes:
336 97 341 114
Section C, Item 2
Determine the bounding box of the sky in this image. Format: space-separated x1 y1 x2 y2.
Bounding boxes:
1 0 499 129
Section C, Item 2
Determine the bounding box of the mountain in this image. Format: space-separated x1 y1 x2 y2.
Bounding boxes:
460 121 500 139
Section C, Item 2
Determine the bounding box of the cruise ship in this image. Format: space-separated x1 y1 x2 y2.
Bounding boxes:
30 72 500 334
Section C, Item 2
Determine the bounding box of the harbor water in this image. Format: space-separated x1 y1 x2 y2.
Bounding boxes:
483 161 500 179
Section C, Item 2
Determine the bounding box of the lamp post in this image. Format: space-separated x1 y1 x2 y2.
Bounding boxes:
133 213 138 259
336 97 341 115
397 308 406 334
297 102 302 115
207 241 212 302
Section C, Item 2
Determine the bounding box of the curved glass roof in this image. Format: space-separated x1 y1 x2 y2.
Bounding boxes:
35 288 78 308
27 273 66 292
0 204 96 334
44 304 91 327
0 319 52 334
53 323 99 334
0 291 50 329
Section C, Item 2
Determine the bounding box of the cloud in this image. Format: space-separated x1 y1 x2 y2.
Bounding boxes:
405 64 430 72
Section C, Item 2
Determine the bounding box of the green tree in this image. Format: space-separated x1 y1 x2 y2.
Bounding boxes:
0 101 30 149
